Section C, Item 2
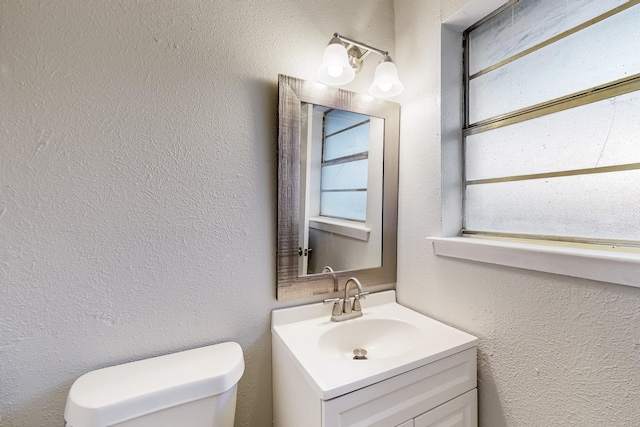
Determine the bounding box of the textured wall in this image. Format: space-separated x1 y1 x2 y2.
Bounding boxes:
394 1 640 426
0 1 395 426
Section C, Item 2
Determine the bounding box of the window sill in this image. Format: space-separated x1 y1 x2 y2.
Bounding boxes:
429 236 640 289
309 217 370 241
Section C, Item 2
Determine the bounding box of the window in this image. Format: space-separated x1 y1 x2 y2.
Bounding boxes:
462 0 640 247
320 109 370 221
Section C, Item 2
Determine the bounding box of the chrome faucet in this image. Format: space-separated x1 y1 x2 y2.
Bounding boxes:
323 277 369 322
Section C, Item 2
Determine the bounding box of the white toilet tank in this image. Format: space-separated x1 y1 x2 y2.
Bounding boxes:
64 342 244 427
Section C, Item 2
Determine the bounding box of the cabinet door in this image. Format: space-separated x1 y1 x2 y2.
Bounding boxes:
414 389 477 427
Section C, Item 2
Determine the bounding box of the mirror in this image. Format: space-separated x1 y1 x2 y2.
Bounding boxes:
277 75 399 301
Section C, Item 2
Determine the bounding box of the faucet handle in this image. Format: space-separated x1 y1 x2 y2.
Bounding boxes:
323 298 343 317
358 291 369 300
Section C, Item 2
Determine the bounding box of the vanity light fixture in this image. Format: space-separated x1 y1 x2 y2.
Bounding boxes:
317 33 404 98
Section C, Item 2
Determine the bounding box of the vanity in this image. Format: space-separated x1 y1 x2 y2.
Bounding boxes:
274 76 477 425
272 291 478 427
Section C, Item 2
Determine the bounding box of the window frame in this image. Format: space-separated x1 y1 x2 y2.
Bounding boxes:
461 0 640 248
431 0 640 289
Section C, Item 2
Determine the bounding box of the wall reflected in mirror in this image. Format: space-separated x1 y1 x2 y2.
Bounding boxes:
298 105 384 276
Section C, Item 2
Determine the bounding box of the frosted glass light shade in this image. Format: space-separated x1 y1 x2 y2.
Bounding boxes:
369 59 403 98
317 42 355 86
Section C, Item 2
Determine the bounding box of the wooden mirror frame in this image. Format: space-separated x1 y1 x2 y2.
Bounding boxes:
277 74 399 301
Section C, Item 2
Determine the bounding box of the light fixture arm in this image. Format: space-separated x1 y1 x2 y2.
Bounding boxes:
333 33 388 58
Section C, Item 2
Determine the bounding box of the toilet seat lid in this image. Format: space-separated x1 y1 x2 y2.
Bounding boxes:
64 342 244 427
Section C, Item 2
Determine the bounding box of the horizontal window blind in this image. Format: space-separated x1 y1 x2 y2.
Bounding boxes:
463 0 640 246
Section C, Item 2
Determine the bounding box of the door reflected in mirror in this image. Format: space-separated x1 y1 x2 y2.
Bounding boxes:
299 105 383 276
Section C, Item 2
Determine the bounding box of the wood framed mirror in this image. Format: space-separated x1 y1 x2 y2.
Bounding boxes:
277 75 399 301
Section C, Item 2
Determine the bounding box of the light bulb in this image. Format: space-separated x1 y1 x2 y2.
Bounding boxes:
369 57 403 98
317 38 355 86
327 66 344 78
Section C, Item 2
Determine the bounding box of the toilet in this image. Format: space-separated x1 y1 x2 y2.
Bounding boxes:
64 342 244 427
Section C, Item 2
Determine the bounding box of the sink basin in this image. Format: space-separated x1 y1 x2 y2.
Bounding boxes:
272 290 478 400
318 318 425 360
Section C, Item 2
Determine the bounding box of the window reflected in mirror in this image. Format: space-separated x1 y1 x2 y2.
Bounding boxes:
321 109 370 221
299 105 384 276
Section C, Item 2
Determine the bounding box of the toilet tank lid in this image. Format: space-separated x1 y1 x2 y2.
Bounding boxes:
64 342 244 427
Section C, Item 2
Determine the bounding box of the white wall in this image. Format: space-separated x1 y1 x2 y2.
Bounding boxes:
6 1 638 425
394 1 640 426
0 1 395 425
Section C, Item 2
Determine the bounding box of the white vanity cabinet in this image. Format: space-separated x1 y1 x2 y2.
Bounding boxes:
272 291 479 427
321 348 477 427
273 338 477 427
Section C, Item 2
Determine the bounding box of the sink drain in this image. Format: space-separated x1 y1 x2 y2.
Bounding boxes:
353 348 368 360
